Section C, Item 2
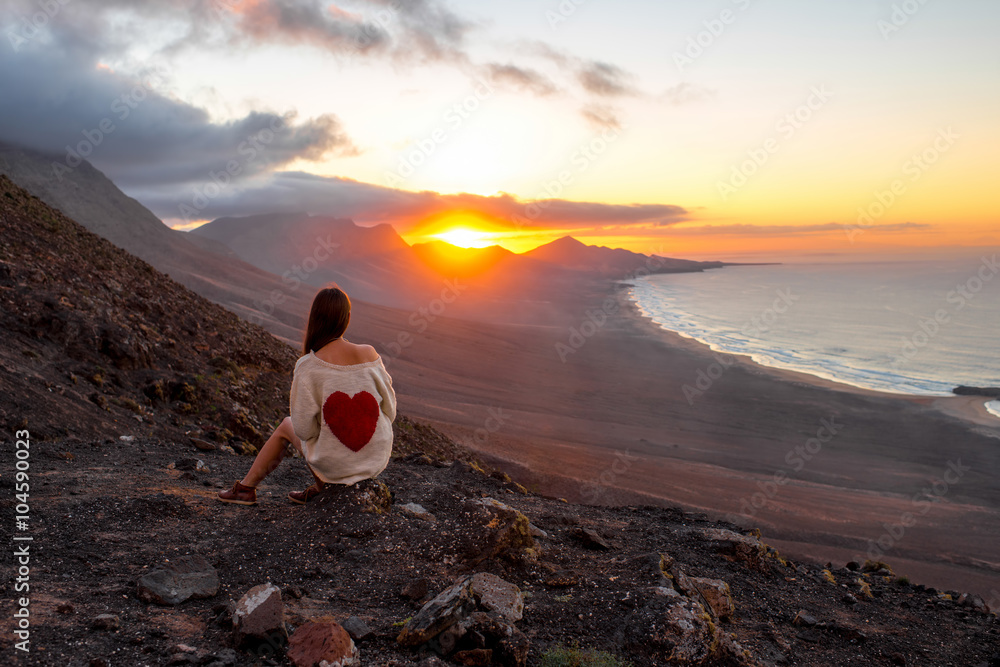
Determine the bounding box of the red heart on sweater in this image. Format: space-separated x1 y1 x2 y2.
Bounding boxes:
322 391 380 452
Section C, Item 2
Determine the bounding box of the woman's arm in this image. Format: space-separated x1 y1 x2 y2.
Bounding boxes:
374 360 397 422
289 364 322 443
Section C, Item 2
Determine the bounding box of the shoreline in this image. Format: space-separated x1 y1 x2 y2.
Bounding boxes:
619 285 1000 431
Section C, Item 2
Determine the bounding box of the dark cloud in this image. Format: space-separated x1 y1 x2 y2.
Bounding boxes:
0 45 357 188
483 63 558 96
130 170 688 230
1 0 472 62
577 61 635 97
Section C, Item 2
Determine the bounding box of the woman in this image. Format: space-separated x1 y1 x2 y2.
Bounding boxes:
218 286 396 505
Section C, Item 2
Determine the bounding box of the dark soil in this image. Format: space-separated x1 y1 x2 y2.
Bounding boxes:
1 432 999 666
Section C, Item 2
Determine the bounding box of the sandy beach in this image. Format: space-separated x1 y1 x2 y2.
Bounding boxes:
346 280 1000 600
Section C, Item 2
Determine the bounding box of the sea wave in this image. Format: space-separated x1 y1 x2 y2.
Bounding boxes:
629 266 998 398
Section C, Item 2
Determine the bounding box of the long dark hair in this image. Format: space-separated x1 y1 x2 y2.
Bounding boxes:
303 287 351 354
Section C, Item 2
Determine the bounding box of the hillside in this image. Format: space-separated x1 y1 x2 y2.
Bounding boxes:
0 144 314 344
524 236 724 276
192 212 422 310
2 176 999 666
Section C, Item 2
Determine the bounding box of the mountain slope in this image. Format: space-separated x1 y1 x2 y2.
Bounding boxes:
191 211 423 309
0 175 297 444
0 144 314 344
525 235 723 276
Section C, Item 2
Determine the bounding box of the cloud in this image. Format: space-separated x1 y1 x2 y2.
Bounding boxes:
483 63 558 96
1 0 474 63
580 104 623 131
131 170 689 230
577 61 635 97
662 223 932 236
0 46 357 188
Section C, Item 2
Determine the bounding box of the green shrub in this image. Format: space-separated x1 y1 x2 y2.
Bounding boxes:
540 643 632 667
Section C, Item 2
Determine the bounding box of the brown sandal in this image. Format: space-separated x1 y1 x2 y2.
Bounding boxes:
288 482 325 504
217 481 257 505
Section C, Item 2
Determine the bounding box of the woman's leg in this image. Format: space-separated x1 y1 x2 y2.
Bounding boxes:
240 417 299 487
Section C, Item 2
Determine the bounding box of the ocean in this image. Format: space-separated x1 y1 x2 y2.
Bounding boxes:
630 256 1000 402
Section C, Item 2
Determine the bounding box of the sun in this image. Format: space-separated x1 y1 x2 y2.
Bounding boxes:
433 227 493 249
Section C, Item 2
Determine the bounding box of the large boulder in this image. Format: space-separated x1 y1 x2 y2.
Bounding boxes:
397 577 477 647
690 578 735 620
287 621 359 667
458 497 535 564
233 583 286 649
626 590 755 666
397 574 529 665
470 572 524 623
137 554 219 605
700 528 768 571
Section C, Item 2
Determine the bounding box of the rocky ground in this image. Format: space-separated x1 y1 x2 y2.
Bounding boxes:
1 428 999 667
2 176 1000 667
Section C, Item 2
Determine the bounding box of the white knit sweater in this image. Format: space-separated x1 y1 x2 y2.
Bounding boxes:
289 352 396 485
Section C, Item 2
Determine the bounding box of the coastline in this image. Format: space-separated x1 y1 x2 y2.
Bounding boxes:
621 282 1000 430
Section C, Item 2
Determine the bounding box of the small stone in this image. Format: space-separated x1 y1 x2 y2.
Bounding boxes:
528 523 548 539
233 583 286 648
91 614 119 631
573 527 611 550
544 570 579 588
793 610 818 627
398 502 436 522
287 621 359 667
191 438 216 451
137 554 219 605
340 615 373 641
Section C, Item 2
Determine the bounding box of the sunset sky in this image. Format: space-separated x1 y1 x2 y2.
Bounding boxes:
2 0 998 261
